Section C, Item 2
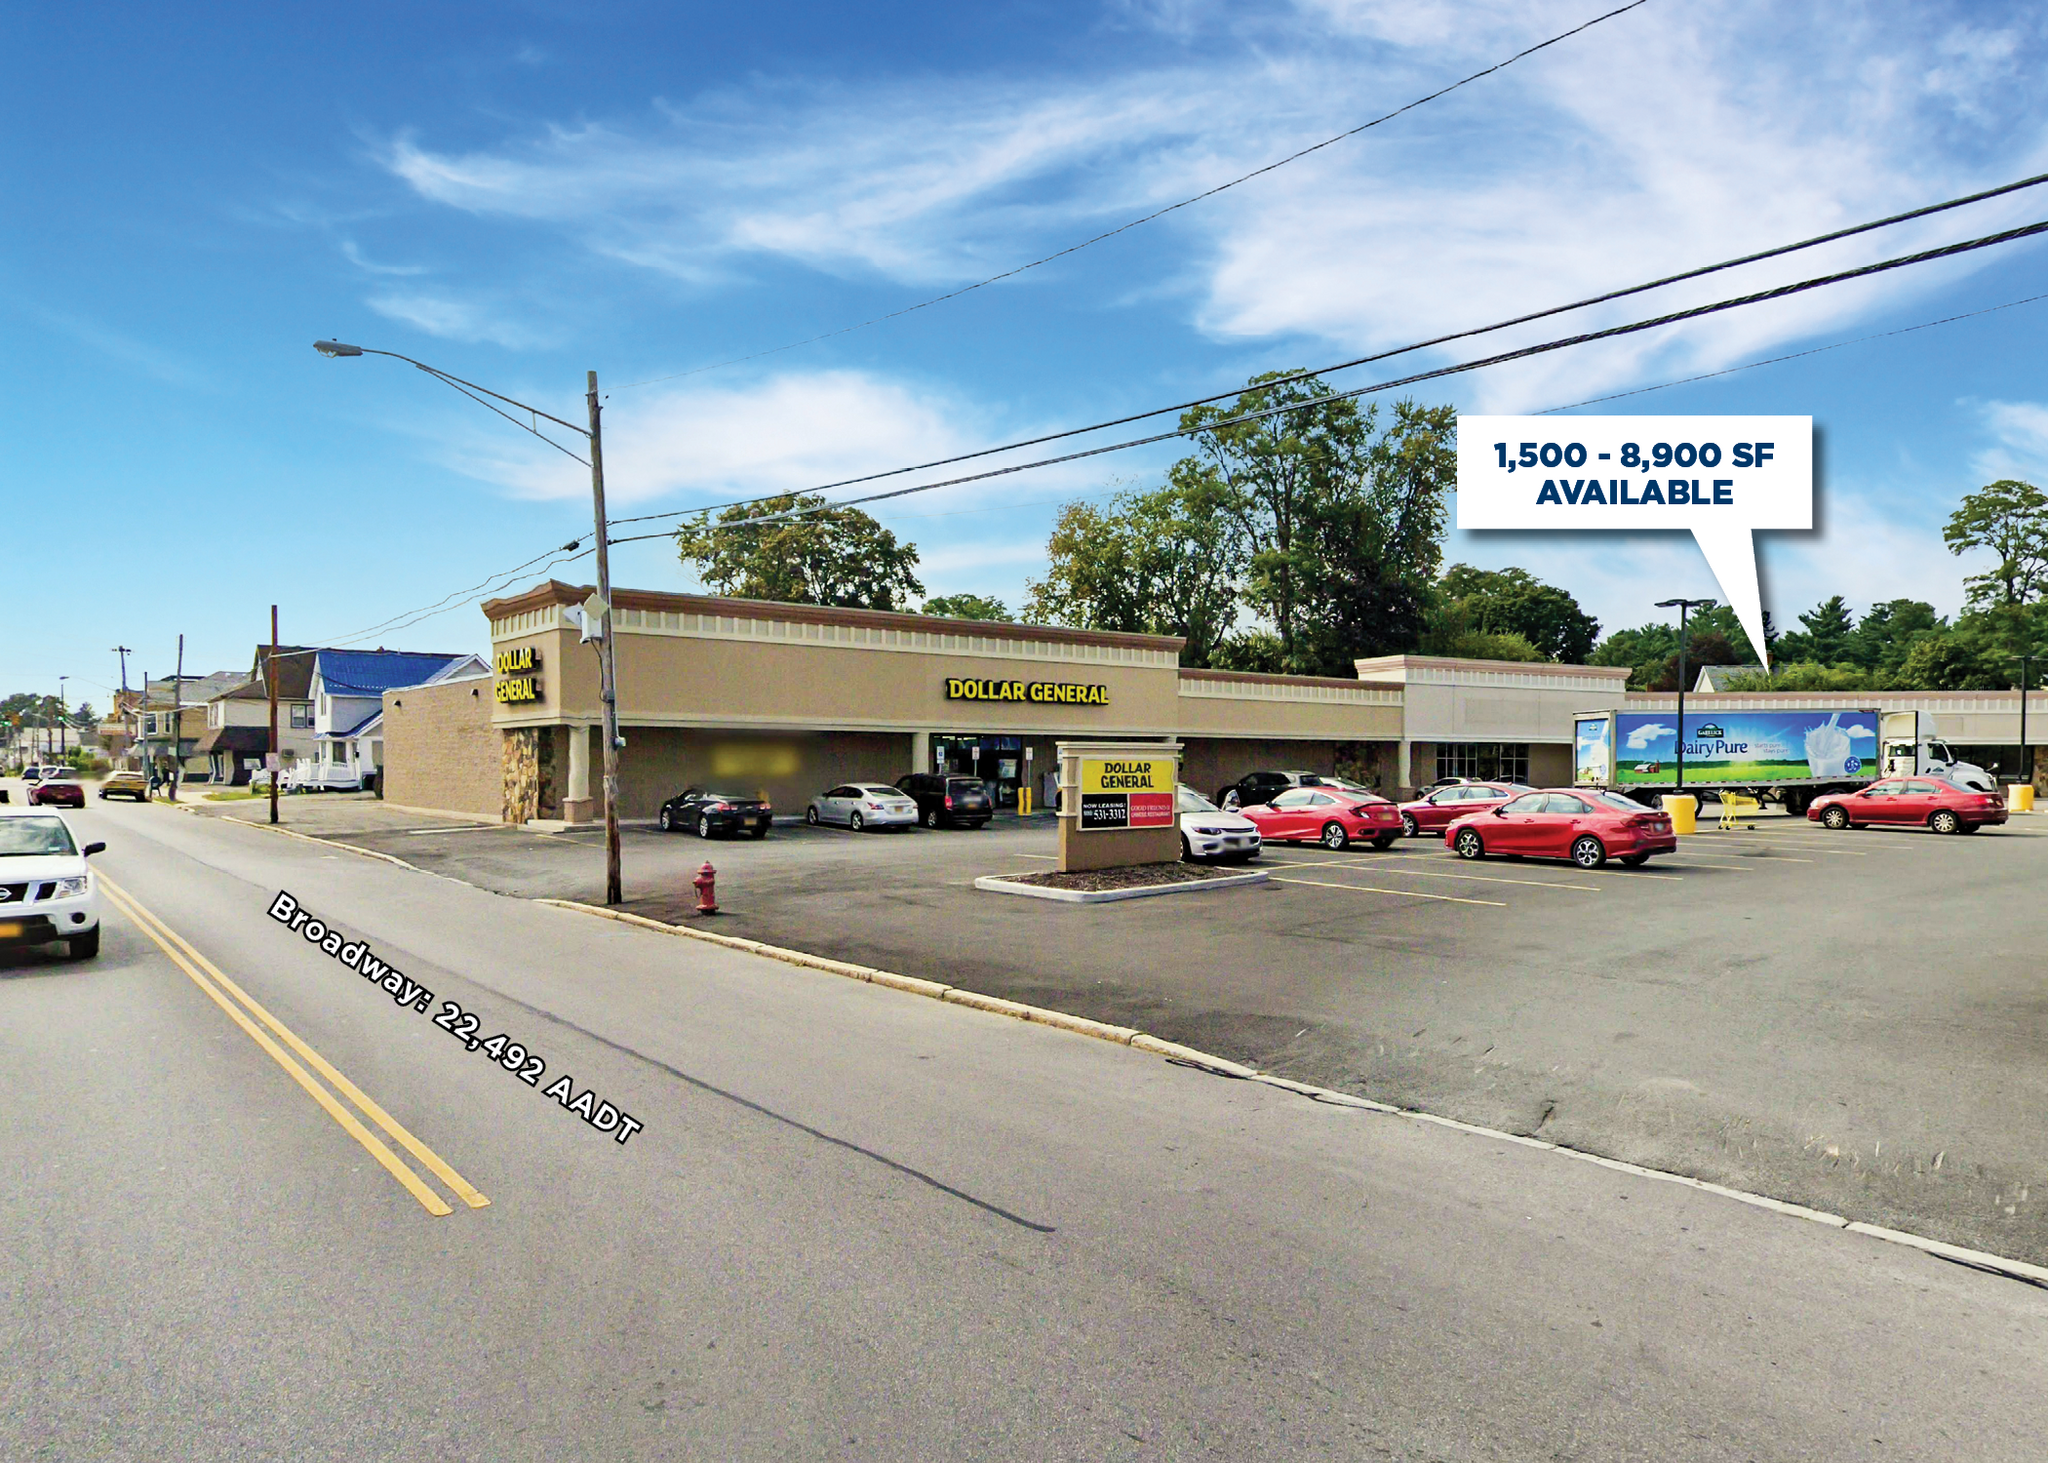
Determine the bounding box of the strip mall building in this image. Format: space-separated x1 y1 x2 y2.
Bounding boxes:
379 579 2048 823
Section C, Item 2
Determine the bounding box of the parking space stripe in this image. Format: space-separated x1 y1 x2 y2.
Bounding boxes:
1691 836 1868 856
1671 850 1812 865
100 875 487 1217
1374 849 1685 882
1265 856 1601 892
1267 874 1506 907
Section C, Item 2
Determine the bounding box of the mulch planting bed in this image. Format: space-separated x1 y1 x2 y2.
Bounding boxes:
1004 861 1250 892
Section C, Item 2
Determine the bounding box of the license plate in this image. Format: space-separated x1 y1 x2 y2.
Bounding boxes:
0 923 21 938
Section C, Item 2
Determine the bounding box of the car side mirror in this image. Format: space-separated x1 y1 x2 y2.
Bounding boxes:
84 842 106 857
1492 806 1509 816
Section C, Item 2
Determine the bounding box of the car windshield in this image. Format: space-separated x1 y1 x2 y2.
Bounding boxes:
0 816 76 857
1177 786 1220 813
1318 777 1377 795
858 786 907 797
45 769 78 781
1592 790 1653 811
946 779 988 795
703 791 756 802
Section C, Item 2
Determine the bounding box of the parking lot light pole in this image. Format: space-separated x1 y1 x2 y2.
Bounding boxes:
2010 650 2041 791
1655 597 1717 794
313 340 624 904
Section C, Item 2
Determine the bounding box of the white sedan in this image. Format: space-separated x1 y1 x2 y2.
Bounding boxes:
0 805 105 960
1178 785 1261 862
805 783 920 832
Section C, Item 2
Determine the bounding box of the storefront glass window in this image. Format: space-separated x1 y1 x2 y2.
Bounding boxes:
1436 742 1530 784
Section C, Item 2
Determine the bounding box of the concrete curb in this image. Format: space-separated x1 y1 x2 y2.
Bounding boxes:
973 869 1269 903
532 892 2048 1293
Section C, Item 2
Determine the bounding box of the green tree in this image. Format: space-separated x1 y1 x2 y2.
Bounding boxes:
675 492 923 611
1025 469 1242 665
1427 564 1600 663
1945 478 2048 609
1774 595 1855 665
1174 376 1453 674
1847 598 1943 673
921 593 1011 622
1589 623 1678 690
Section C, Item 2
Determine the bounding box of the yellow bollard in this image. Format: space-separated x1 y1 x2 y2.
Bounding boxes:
1019 786 1032 816
2008 784 2036 813
1662 793 1698 834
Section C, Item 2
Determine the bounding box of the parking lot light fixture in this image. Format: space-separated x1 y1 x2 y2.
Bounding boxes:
1654 597 1717 794
2010 650 2042 791
313 340 627 906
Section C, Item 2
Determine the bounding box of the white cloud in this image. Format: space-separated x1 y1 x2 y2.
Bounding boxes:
365 291 546 348
449 369 987 509
1625 722 1671 749
1973 398 2048 479
341 240 429 276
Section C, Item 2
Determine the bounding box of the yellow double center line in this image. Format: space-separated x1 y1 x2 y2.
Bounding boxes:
99 874 488 1219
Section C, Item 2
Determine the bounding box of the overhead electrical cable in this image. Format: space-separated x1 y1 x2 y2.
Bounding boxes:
611 0 1655 392
599 212 2048 547
1535 289 2048 413
604 169 2048 536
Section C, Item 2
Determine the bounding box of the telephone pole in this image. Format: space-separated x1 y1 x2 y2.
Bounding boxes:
589 369 623 907
268 606 282 825
170 633 184 803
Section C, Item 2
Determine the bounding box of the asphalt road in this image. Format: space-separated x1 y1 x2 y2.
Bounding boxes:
4 792 2046 1459
271 798 2048 1267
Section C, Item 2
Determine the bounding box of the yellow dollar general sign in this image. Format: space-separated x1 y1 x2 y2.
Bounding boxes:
1081 757 1171 793
1078 756 1175 830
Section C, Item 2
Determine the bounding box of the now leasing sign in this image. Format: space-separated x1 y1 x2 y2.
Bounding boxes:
1078 756 1175 831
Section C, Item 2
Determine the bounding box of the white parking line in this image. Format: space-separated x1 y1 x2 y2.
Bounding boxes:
1376 849 1684 883
1267 875 1506 908
1265 855 1601 892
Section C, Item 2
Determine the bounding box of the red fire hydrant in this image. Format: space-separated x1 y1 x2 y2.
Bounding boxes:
693 861 719 916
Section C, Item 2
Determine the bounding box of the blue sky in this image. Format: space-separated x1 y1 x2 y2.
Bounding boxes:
7 0 2048 706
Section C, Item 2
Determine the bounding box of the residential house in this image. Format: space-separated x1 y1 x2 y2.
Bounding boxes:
131 672 243 780
197 645 318 785
308 649 479 788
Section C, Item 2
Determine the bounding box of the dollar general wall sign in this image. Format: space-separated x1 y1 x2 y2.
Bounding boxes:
495 645 542 704
945 678 1109 705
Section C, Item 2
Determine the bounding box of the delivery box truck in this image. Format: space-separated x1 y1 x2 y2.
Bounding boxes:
1574 707 1994 813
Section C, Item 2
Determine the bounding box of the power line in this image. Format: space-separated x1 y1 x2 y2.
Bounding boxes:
611 0 1655 393
601 210 2048 547
1535 289 2048 413
605 165 2048 534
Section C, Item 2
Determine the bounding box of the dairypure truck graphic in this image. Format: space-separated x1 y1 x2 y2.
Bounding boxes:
1575 709 1882 792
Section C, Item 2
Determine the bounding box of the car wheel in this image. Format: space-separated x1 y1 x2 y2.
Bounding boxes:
922 806 939 828
1930 809 1962 835
66 926 100 960
1400 813 1419 838
698 814 713 838
1180 834 1194 861
1370 833 1397 850
1570 835 1607 869
1453 829 1485 860
1821 806 1850 830
1320 821 1350 851
659 807 673 831
805 806 819 825
850 811 865 832
1619 853 1649 867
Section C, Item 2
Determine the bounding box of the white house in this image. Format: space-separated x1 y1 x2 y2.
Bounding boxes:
307 649 483 789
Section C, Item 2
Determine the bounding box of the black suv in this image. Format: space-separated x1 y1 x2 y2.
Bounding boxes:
1215 769 1322 811
894 773 993 829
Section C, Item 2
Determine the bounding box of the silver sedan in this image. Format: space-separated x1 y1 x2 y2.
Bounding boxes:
805 783 921 832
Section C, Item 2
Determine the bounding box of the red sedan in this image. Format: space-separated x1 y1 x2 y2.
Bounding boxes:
1396 781 1530 838
27 773 85 808
1443 788 1676 868
1808 778 2007 833
1242 785 1404 850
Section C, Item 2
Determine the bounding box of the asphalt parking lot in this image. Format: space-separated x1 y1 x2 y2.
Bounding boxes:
177 791 2048 1265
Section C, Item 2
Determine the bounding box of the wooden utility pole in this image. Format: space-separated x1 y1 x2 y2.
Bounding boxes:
268 606 281 825
588 369 623 906
170 633 184 803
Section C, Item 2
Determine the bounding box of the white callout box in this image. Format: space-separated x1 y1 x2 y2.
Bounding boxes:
1456 415 1811 666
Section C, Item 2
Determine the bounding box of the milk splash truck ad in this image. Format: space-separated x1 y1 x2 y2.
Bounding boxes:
1576 710 1881 789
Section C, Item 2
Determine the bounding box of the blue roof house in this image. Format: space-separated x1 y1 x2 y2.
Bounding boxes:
306 649 485 790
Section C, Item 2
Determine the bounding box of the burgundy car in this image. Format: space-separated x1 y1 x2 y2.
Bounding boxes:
1397 781 1531 838
1444 787 1676 868
27 773 85 808
1808 778 2007 834
1241 785 1404 850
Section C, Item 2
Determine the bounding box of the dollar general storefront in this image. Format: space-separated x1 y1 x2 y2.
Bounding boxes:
381 580 1415 823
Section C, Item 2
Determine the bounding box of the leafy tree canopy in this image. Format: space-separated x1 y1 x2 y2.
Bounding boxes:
921 593 1012 622
1425 563 1599 663
1945 478 2048 609
675 492 923 611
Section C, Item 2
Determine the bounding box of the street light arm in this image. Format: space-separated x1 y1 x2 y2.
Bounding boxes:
313 341 593 464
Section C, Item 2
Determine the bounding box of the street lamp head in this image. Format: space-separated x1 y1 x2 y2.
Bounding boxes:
314 339 364 358
1655 597 1718 611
